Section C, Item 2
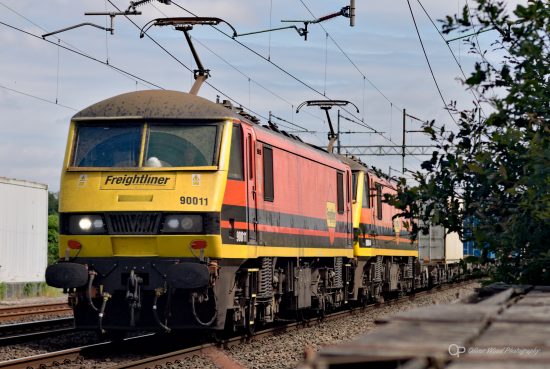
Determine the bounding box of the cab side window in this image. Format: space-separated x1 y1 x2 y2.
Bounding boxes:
362 175 370 208
263 146 274 201
376 183 383 220
352 173 357 201
337 172 344 214
228 125 244 180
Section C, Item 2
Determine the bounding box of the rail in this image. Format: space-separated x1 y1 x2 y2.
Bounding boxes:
0 317 75 345
0 303 71 322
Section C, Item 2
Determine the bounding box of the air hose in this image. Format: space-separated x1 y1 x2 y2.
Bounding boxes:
191 290 218 327
98 292 111 334
152 289 171 333
87 271 99 312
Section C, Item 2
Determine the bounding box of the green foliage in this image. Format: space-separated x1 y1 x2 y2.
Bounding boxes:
388 0 549 285
22 282 34 297
48 192 59 215
48 215 59 265
0 282 6 300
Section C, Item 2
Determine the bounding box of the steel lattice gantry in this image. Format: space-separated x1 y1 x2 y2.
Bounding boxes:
336 145 435 156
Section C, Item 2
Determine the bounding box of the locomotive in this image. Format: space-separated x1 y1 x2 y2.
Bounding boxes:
46 89 451 336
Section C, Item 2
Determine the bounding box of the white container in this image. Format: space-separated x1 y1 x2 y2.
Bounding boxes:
444 231 463 264
418 223 463 264
0 177 48 283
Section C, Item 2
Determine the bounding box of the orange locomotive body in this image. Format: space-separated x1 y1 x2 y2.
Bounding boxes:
221 120 352 253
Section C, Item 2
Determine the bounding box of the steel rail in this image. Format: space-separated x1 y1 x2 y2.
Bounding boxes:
0 333 157 369
0 303 71 321
0 342 103 369
0 317 75 345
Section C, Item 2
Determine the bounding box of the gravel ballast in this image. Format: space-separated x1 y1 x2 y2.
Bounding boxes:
226 282 480 369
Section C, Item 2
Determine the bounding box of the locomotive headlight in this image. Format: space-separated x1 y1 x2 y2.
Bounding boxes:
166 217 180 230
162 214 203 233
79 217 92 231
68 215 106 234
180 216 196 230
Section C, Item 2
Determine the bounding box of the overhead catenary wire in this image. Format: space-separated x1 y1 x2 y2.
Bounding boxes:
292 0 434 165
0 1 156 89
55 38 61 104
297 0 403 112
295 0 451 167
275 122 300 132
268 0 273 60
339 113 381 135
3 1 433 181
464 0 497 73
104 0 110 63
169 0 422 156
323 31 328 96
169 0 369 127
0 83 77 111
414 0 487 119
2 1 320 129
190 34 325 124
405 0 459 126
269 112 309 132
0 21 164 90
7 1 430 171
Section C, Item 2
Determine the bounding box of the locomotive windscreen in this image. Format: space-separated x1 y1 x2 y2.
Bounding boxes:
71 121 221 168
145 124 218 167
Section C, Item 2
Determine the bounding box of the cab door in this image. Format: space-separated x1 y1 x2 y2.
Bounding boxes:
242 125 258 243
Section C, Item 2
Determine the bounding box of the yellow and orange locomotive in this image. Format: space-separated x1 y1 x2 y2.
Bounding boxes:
47 90 424 335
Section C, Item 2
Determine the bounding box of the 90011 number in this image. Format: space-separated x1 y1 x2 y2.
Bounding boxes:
180 196 208 206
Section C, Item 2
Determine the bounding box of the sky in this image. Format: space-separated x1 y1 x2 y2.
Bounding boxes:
0 0 523 192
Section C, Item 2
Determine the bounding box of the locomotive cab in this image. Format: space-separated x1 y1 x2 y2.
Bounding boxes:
47 90 242 332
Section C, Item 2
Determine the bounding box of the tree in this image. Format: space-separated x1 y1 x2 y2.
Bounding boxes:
47 192 59 264
47 215 59 265
389 0 549 284
48 192 59 215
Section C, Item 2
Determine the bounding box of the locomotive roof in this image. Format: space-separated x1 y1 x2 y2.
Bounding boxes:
72 90 241 121
337 154 369 171
71 90 350 169
337 154 398 186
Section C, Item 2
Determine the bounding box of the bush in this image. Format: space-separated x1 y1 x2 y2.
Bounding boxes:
48 215 59 265
0 282 6 300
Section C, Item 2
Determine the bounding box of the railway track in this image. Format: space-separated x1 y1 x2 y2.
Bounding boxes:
0 333 159 369
0 302 74 345
110 280 478 369
0 280 476 369
0 318 75 345
0 303 71 322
